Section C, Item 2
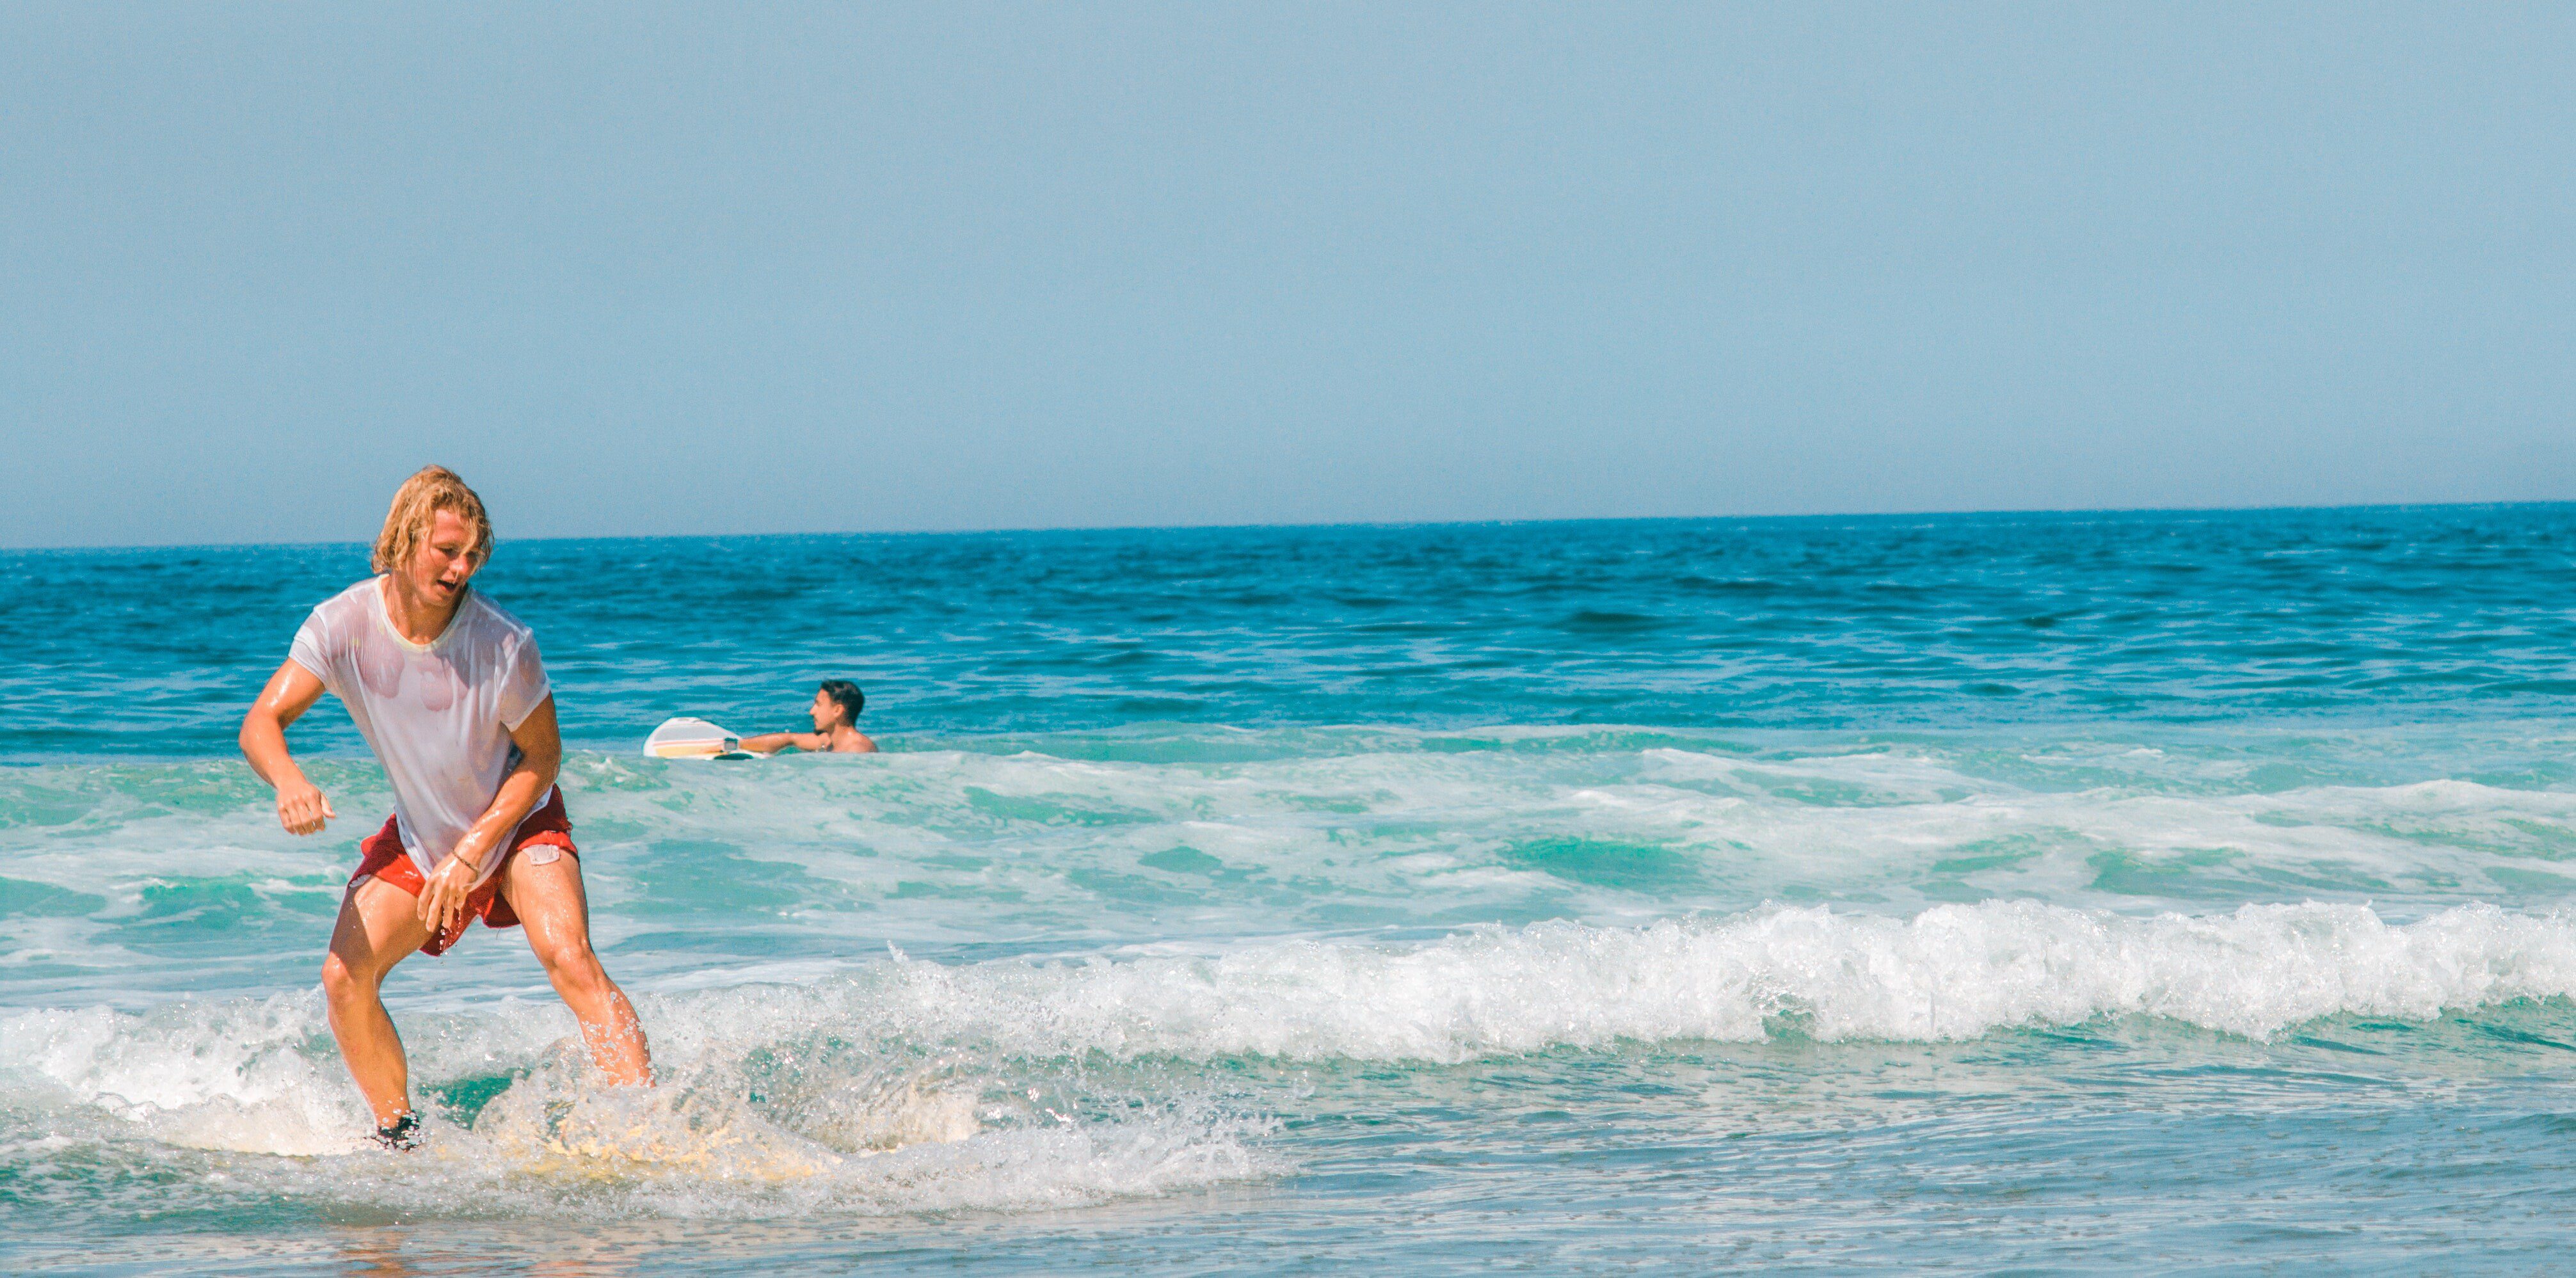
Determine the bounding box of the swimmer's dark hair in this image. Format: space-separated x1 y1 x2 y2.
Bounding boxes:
819 680 865 724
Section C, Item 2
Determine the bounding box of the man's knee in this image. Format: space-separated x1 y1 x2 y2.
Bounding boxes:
321 950 376 1001
539 938 610 994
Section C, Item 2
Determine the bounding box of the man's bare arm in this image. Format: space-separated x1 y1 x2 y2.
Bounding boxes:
739 731 827 754
241 660 337 835
417 696 563 934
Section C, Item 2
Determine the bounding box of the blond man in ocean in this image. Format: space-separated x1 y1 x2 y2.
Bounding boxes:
240 466 650 1149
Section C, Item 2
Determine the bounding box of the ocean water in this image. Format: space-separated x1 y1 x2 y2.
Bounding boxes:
7 506 2576 1274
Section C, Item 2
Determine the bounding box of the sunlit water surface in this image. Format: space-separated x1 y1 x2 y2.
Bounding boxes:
8 507 2576 1273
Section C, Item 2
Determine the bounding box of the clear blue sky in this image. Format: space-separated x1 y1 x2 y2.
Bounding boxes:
3 3 2571 548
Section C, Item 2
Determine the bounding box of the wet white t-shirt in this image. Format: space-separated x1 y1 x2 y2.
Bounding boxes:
288 578 554 884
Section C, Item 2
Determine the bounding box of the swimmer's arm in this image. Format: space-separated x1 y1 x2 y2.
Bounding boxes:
738 731 826 754
240 660 336 835
419 696 562 934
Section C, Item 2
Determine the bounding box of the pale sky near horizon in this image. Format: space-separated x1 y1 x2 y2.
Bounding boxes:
3 3 2572 548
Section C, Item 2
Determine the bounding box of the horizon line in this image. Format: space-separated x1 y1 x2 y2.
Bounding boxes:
7 497 2572 556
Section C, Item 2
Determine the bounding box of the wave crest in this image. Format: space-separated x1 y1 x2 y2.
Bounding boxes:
796 901 2576 1059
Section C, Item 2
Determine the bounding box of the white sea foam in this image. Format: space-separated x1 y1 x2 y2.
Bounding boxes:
13 902 2572 1115
0 990 1270 1218
9 735 2576 971
568 739 2576 923
1 996 372 1156
772 900 2576 1058
8 899 2575 1217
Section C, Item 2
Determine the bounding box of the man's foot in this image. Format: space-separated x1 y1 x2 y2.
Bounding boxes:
372 1111 421 1151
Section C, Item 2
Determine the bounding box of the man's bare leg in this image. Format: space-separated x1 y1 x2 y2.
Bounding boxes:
321 877 434 1127
502 854 651 1085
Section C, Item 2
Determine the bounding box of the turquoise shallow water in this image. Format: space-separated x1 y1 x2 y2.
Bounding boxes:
6 507 2576 1273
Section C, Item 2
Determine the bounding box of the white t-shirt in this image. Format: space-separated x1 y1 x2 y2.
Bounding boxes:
289 577 554 884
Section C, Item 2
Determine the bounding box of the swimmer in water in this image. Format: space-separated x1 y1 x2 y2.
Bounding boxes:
740 680 878 754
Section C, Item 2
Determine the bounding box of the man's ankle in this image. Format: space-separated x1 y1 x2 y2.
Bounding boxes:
372 1110 421 1151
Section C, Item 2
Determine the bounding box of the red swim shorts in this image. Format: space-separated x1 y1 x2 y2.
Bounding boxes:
348 789 579 957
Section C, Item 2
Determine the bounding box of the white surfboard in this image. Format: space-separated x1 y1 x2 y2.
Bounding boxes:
643 717 761 760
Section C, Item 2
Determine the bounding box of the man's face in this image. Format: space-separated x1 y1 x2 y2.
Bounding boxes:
403 509 483 606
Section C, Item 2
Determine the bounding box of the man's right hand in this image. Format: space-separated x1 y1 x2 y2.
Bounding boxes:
277 778 336 835
244 660 334 835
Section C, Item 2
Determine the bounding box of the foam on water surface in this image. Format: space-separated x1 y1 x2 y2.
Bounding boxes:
9 726 2576 1005
0 984 1272 1224
8 899 2576 1224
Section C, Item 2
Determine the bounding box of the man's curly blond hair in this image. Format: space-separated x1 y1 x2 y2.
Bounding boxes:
372 466 492 575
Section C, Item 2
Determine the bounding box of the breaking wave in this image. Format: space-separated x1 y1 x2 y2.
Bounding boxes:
8 899 2575 1222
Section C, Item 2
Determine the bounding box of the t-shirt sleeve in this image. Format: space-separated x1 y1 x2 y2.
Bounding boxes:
496 632 554 730
286 608 338 695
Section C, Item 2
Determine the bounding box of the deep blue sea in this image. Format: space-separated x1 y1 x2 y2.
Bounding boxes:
8 506 2576 1274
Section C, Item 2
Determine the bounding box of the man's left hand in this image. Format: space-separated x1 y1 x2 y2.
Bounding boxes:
417 840 490 935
